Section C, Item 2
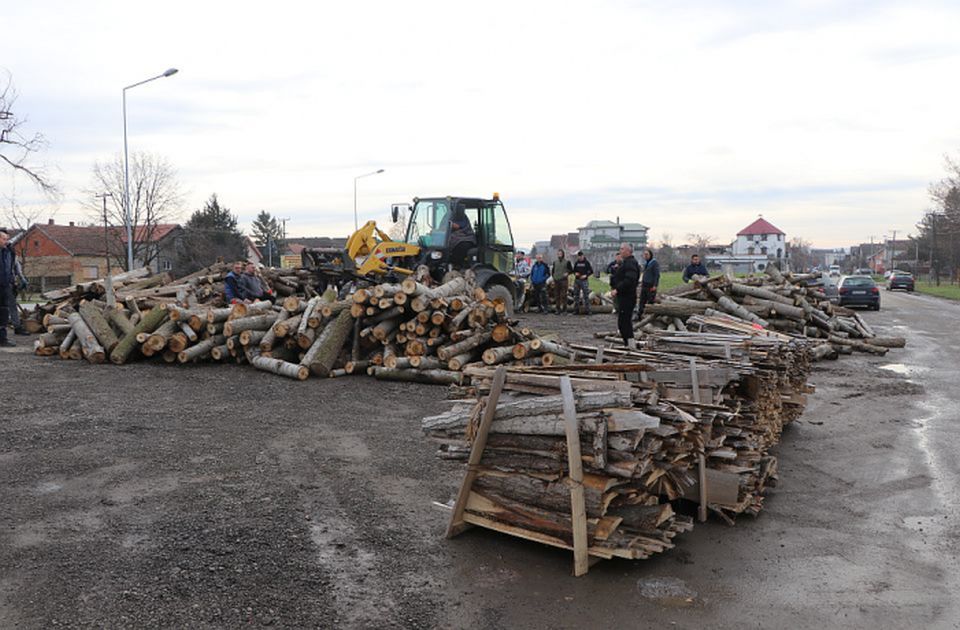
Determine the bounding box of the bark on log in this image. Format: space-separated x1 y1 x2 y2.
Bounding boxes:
437 331 492 361
303 309 354 377
370 367 464 385
68 312 106 364
106 308 136 337
259 308 289 351
110 307 169 364
223 313 279 336
251 355 310 380
178 334 227 362
79 302 120 353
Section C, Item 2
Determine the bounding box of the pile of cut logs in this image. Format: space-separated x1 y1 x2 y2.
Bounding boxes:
627 266 905 359
30 271 572 383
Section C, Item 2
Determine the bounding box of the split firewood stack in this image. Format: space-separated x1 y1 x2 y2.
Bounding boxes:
425 324 814 536
30 272 575 383
424 375 695 567
631 266 905 359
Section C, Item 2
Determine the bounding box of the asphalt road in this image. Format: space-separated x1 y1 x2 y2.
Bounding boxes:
1 290 957 629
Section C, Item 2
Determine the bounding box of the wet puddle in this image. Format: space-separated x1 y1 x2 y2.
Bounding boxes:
879 363 928 377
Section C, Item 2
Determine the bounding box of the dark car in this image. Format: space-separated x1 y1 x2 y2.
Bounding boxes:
886 271 915 292
838 275 880 310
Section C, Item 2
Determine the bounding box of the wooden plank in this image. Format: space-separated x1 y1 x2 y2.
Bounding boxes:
446 366 508 538
697 454 708 523
689 358 701 405
682 467 741 506
560 375 590 577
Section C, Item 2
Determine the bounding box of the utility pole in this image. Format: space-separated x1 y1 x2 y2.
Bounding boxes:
931 214 940 286
95 193 113 275
890 229 897 270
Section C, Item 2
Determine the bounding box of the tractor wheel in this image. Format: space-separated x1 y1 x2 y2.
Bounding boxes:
485 284 515 317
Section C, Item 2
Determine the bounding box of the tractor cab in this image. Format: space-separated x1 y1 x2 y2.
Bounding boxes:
396 195 516 282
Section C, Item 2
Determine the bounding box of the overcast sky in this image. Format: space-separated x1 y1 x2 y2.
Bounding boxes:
3 0 959 249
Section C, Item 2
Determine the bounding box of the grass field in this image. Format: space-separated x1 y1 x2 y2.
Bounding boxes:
588 271 685 294
913 281 960 300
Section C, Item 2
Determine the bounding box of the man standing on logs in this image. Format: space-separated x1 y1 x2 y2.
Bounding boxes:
0 229 16 347
636 248 659 321
550 249 573 314
572 251 593 315
610 243 640 346
682 254 708 283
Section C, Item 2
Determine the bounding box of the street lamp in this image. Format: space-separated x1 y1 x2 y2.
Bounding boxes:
123 67 179 270
353 169 385 231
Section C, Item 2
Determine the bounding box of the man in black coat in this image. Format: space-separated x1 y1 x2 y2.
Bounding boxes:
636 248 660 321
0 229 17 347
610 243 640 346
682 254 708 283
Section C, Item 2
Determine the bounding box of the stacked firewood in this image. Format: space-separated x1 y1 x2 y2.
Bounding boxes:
426 326 813 527
423 383 695 561
634 266 905 359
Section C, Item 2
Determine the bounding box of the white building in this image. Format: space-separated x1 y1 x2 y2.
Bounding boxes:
711 216 788 273
577 220 649 269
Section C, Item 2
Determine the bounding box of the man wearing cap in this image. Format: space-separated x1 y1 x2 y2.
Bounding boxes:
572 251 593 315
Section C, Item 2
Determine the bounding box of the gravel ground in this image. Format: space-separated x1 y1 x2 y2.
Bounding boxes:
1 291 958 629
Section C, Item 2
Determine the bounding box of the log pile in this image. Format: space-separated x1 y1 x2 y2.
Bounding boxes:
30 272 573 384
630 268 905 359
25 264 321 332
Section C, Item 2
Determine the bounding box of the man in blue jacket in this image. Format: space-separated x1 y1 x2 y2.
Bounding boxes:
224 260 244 304
0 229 17 347
529 254 550 313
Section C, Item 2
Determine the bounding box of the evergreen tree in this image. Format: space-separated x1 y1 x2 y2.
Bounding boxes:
251 210 281 246
175 194 247 274
186 194 239 232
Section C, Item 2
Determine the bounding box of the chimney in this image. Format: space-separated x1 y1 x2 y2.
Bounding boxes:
48 219 55 225
69 221 75 227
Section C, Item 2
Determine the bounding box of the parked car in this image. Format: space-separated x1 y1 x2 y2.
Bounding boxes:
854 268 873 276
838 275 880 310
886 271 915 292
829 265 841 277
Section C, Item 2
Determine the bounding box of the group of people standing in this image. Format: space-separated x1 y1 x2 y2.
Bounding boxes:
514 249 595 315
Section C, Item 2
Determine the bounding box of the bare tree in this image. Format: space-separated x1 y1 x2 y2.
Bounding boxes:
685 233 715 254
0 73 57 194
84 152 183 270
2 191 56 297
788 237 815 271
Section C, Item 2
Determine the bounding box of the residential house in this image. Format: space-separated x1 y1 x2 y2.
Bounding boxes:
577 219 649 270
14 219 182 290
710 216 788 273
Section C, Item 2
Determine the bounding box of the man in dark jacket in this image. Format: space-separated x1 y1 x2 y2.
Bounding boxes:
572 251 593 315
0 229 17 347
224 261 244 304
610 243 640 346
529 254 550 313
636 248 660 321
682 254 708 283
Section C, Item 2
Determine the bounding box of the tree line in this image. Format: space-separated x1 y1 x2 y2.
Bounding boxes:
915 156 960 284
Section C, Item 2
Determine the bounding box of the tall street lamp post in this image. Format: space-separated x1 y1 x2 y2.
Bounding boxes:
353 169 385 231
123 67 179 270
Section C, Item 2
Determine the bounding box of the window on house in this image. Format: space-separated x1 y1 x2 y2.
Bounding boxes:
82 265 99 279
761 234 768 241
747 246 755 255
761 247 768 255
161 259 172 271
